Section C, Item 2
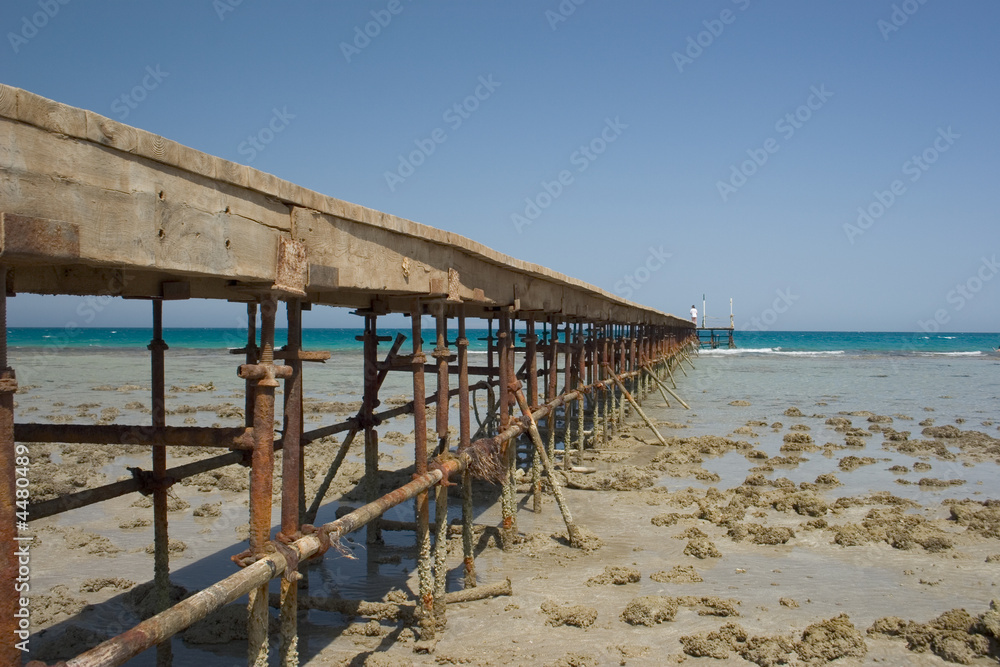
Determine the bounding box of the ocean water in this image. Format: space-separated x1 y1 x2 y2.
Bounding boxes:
7 327 496 351
8 327 1000 355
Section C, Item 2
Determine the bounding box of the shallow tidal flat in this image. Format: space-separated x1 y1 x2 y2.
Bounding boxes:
15 348 1000 666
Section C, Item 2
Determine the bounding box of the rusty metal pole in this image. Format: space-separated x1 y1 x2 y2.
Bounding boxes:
546 317 558 464
361 314 382 547
278 299 303 667
525 319 541 513
562 322 573 469
244 293 280 667
485 318 496 437
498 313 516 549
433 305 451 457
647 329 655 391
587 323 598 451
629 325 638 406
575 323 585 466
149 301 172 667
602 325 611 447
410 301 434 640
244 303 258 429
618 327 627 425
609 326 617 431
637 326 646 400
281 300 304 540
649 326 656 373
0 267 20 667
457 311 475 588
432 303 450 628
648 329 655 390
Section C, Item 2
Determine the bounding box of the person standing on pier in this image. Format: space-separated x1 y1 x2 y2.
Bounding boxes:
690 305 698 325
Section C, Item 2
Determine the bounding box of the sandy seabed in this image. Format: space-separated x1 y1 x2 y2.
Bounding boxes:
17 363 1000 667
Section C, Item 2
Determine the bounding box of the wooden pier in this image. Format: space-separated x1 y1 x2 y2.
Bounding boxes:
697 327 736 349
0 85 699 666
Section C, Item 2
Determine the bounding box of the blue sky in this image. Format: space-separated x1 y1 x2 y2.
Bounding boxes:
2 1 998 332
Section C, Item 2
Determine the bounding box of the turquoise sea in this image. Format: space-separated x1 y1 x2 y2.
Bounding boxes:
8 328 1000 356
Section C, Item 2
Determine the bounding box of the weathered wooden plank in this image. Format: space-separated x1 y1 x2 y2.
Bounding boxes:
295 207 526 305
16 88 88 137
2 120 290 281
0 85 15 118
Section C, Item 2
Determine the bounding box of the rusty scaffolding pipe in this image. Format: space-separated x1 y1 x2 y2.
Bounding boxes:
278 299 304 667
410 301 433 639
432 303 450 629
240 294 285 667
0 266 19 667
498 313 516 548
149 300 171 667
457 310 475 588
361 313 383 547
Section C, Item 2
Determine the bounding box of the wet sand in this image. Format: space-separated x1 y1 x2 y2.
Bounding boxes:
18 351 1000 666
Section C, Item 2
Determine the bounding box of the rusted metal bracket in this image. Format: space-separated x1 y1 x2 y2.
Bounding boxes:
300 523 332 558
427 452 459 488
268 540 302 582
273 237 308 296
238 362 292 387
127 466 175 495
0 213 80 261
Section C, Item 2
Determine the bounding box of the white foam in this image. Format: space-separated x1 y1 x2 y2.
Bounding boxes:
773 350 845 356
700 348 844 357
916 351 982 357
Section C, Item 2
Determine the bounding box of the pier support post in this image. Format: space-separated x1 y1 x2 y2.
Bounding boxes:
237 293 290 667
575 324 585 466
243 303 259 428
546 317 558 465
587 323 598 451
485 319 496 437
409 301 434 641
525 319 542 513
432 303 450 627
0 267 20 667
457 310 476 588
601 326 610 447
149 301 172 667
361 314 383 547
629 326 639 406
498 313 517 549
278 299 305 667
562 322 573 469
617 329 627 425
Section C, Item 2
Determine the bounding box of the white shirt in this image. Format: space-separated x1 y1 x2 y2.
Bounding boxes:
691 308 698 320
